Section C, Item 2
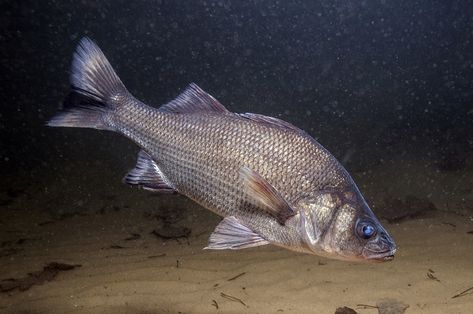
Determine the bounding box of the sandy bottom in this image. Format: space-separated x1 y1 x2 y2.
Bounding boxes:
1 154 473 314
0 201 472 314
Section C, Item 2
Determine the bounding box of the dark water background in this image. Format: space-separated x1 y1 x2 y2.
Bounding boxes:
1 0 472 213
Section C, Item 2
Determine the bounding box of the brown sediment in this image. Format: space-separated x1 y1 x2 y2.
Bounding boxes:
151 225 191 239
335 306 358 313
380 195 437 223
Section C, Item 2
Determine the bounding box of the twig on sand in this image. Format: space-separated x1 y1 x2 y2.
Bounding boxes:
211 299 219 309
124 233 141 241
220 292 247 307
356 304 378 309
227 272 246 281
109 245 125 249
427 271 440 282
452 286 473 299
441 222 456 228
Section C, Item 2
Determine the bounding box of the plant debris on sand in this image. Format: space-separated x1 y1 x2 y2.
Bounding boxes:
0 262 81 293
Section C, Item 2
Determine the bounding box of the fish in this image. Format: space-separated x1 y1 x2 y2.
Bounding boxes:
48 37 396 262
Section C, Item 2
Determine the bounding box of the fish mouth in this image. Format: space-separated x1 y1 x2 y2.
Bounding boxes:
364 248 396 262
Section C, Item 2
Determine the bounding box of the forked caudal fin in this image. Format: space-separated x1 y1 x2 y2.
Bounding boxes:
47 37 131 130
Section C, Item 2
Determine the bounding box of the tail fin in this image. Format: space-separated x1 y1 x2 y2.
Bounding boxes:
47 37 130 130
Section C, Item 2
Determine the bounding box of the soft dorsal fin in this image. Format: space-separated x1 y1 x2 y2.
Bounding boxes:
240 166 295 225
238 113 302 132
159 83 230 114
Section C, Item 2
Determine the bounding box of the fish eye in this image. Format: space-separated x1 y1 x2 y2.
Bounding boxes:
356 220 377 239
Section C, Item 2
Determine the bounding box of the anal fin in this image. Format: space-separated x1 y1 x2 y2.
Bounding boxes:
205 216 269 250
123 150 175 193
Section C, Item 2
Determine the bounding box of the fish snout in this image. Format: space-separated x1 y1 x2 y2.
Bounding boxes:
362 231 396 262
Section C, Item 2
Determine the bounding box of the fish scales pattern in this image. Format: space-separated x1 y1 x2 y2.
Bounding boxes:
112 102 350 247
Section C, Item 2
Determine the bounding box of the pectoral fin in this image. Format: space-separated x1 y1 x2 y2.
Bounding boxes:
205 216 269 250
240 166 295 225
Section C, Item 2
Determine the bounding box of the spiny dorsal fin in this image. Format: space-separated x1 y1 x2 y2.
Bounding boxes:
159 83 230 114
205 216 269 250
240 166 295 225
123 150 175 193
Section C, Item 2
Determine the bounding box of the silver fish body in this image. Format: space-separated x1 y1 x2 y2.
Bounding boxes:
48 38 396 262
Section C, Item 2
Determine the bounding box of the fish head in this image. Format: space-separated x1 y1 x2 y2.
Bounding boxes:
297 189 396 262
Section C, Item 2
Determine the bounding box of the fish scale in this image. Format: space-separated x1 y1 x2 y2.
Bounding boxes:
112 103 348 248
48 37 396 261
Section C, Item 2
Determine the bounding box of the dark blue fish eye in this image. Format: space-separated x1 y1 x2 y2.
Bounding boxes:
362 224 375 238
357 220 377 239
